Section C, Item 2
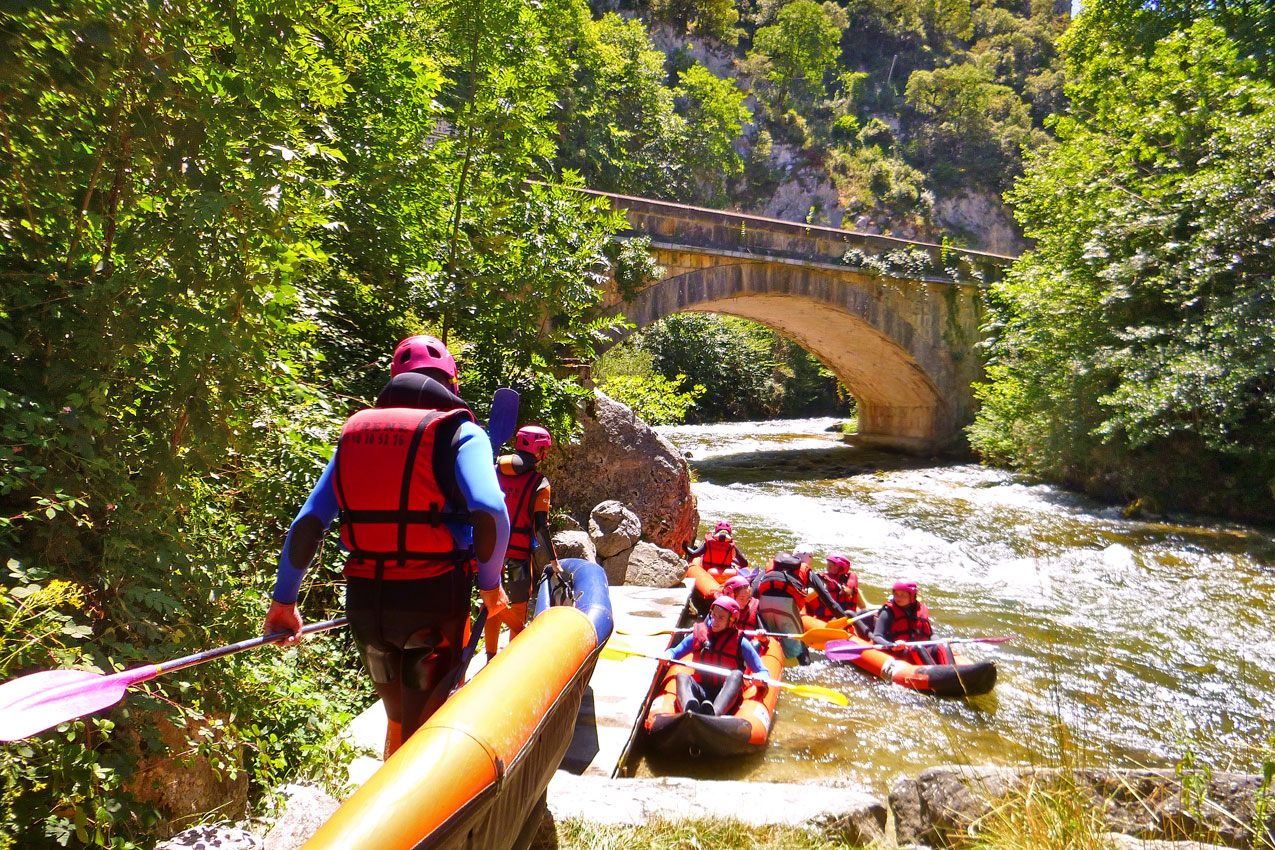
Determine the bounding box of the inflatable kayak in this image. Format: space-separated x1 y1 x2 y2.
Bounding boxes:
643 633 785 757
819 627 997 697
684 557 737 614
301 558 613 850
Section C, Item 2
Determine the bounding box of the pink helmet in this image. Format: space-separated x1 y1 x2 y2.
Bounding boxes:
892 578 919 596
514 425 552 460
709 595 741 620
722 576 751 595
826 555 853 577
714 521 732 535
390 335 458 389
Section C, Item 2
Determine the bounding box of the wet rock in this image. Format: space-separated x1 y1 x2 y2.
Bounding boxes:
588 501 642 558
155 825 260 850
540 390 698 551
889 776 930 846
621 542 686 588
552 529 596 563
261 784 340 850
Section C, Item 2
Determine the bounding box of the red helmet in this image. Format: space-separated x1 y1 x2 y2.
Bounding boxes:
892 578 919 596
714 521 732 535
722 576 751 595
390 335 458 390
826 555 853 576
709 595 741 621
514 425 552 460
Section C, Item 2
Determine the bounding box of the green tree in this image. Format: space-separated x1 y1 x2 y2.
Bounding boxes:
970 20 1275 520
673 64 752 205
748 0 847 109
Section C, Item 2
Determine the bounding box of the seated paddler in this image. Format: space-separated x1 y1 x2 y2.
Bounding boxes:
664 596 769 717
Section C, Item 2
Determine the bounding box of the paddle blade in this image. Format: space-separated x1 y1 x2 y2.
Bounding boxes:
780 682 849 706
487 388 520 453
823 639 870 662
800 627 849 650
0 668 144 741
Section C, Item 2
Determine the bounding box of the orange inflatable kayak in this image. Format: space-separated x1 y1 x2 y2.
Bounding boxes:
685 557 741 613
806 615 997 697
642 635 785 757
301 558 613 850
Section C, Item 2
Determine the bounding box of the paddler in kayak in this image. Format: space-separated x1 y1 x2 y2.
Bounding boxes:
807 554 871 636
722 575 769 653
263 335 511 759
871 578 951 665
663 596 770 716
753 552 813 663
684 521 750 577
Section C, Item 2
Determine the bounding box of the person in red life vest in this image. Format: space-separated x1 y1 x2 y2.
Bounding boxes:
722 575 769 653
484 424 560 662
663 596 770 716
806 554 867 625
792 542 817 584
684 521 749 577
871 578 952 665
263 335 511 759
752 553 811 663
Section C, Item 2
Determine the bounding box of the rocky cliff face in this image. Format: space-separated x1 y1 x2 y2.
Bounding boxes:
540 390 698 552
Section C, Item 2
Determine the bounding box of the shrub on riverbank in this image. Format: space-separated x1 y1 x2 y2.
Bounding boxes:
969 15 1275 524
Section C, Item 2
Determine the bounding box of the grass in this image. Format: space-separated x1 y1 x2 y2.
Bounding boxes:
544 817 865 850
964 772 1112 850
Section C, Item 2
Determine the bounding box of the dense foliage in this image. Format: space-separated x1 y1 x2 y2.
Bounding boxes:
596 315 854 422
0 0 663 844
970 14 1275 521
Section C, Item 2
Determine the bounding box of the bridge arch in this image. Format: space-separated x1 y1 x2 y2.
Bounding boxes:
580 188 1010 452
600 261 968 451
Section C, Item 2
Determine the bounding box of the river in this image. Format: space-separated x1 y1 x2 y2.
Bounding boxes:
635 417 1275 790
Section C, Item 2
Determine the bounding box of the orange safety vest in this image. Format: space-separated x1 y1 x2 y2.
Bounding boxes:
807 573 861 620
334 407 474 580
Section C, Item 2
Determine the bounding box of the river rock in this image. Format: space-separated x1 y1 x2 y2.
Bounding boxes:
600 547 631 586
261 784 340 850
621 541 686 588
588 500 642 558
552 529 596 562
545 772 886 845
155 825 260 850
540 390 697 551
890 766 1275 848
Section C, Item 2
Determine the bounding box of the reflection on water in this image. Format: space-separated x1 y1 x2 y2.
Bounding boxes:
635 418 1275 790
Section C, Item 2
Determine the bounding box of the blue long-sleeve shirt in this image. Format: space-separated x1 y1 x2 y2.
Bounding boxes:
668 628 767 676
272 420 509 603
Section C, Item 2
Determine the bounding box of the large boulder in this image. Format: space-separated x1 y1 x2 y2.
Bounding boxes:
552 529 596 563
588 500 642 558
622 542 687 588
541 390 697 551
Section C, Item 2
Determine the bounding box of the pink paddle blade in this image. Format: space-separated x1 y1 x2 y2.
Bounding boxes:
823 639 871 662
0 666 156 742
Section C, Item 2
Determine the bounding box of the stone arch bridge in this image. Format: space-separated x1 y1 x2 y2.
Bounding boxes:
585 188 1017 453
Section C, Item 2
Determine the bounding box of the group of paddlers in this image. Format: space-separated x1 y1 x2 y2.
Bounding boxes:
669 520 956 716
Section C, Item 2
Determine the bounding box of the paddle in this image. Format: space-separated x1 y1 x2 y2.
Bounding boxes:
618 625 851 650
0 617 349 742
823 635 1017 662
599 642 849 706
487 388 520 456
